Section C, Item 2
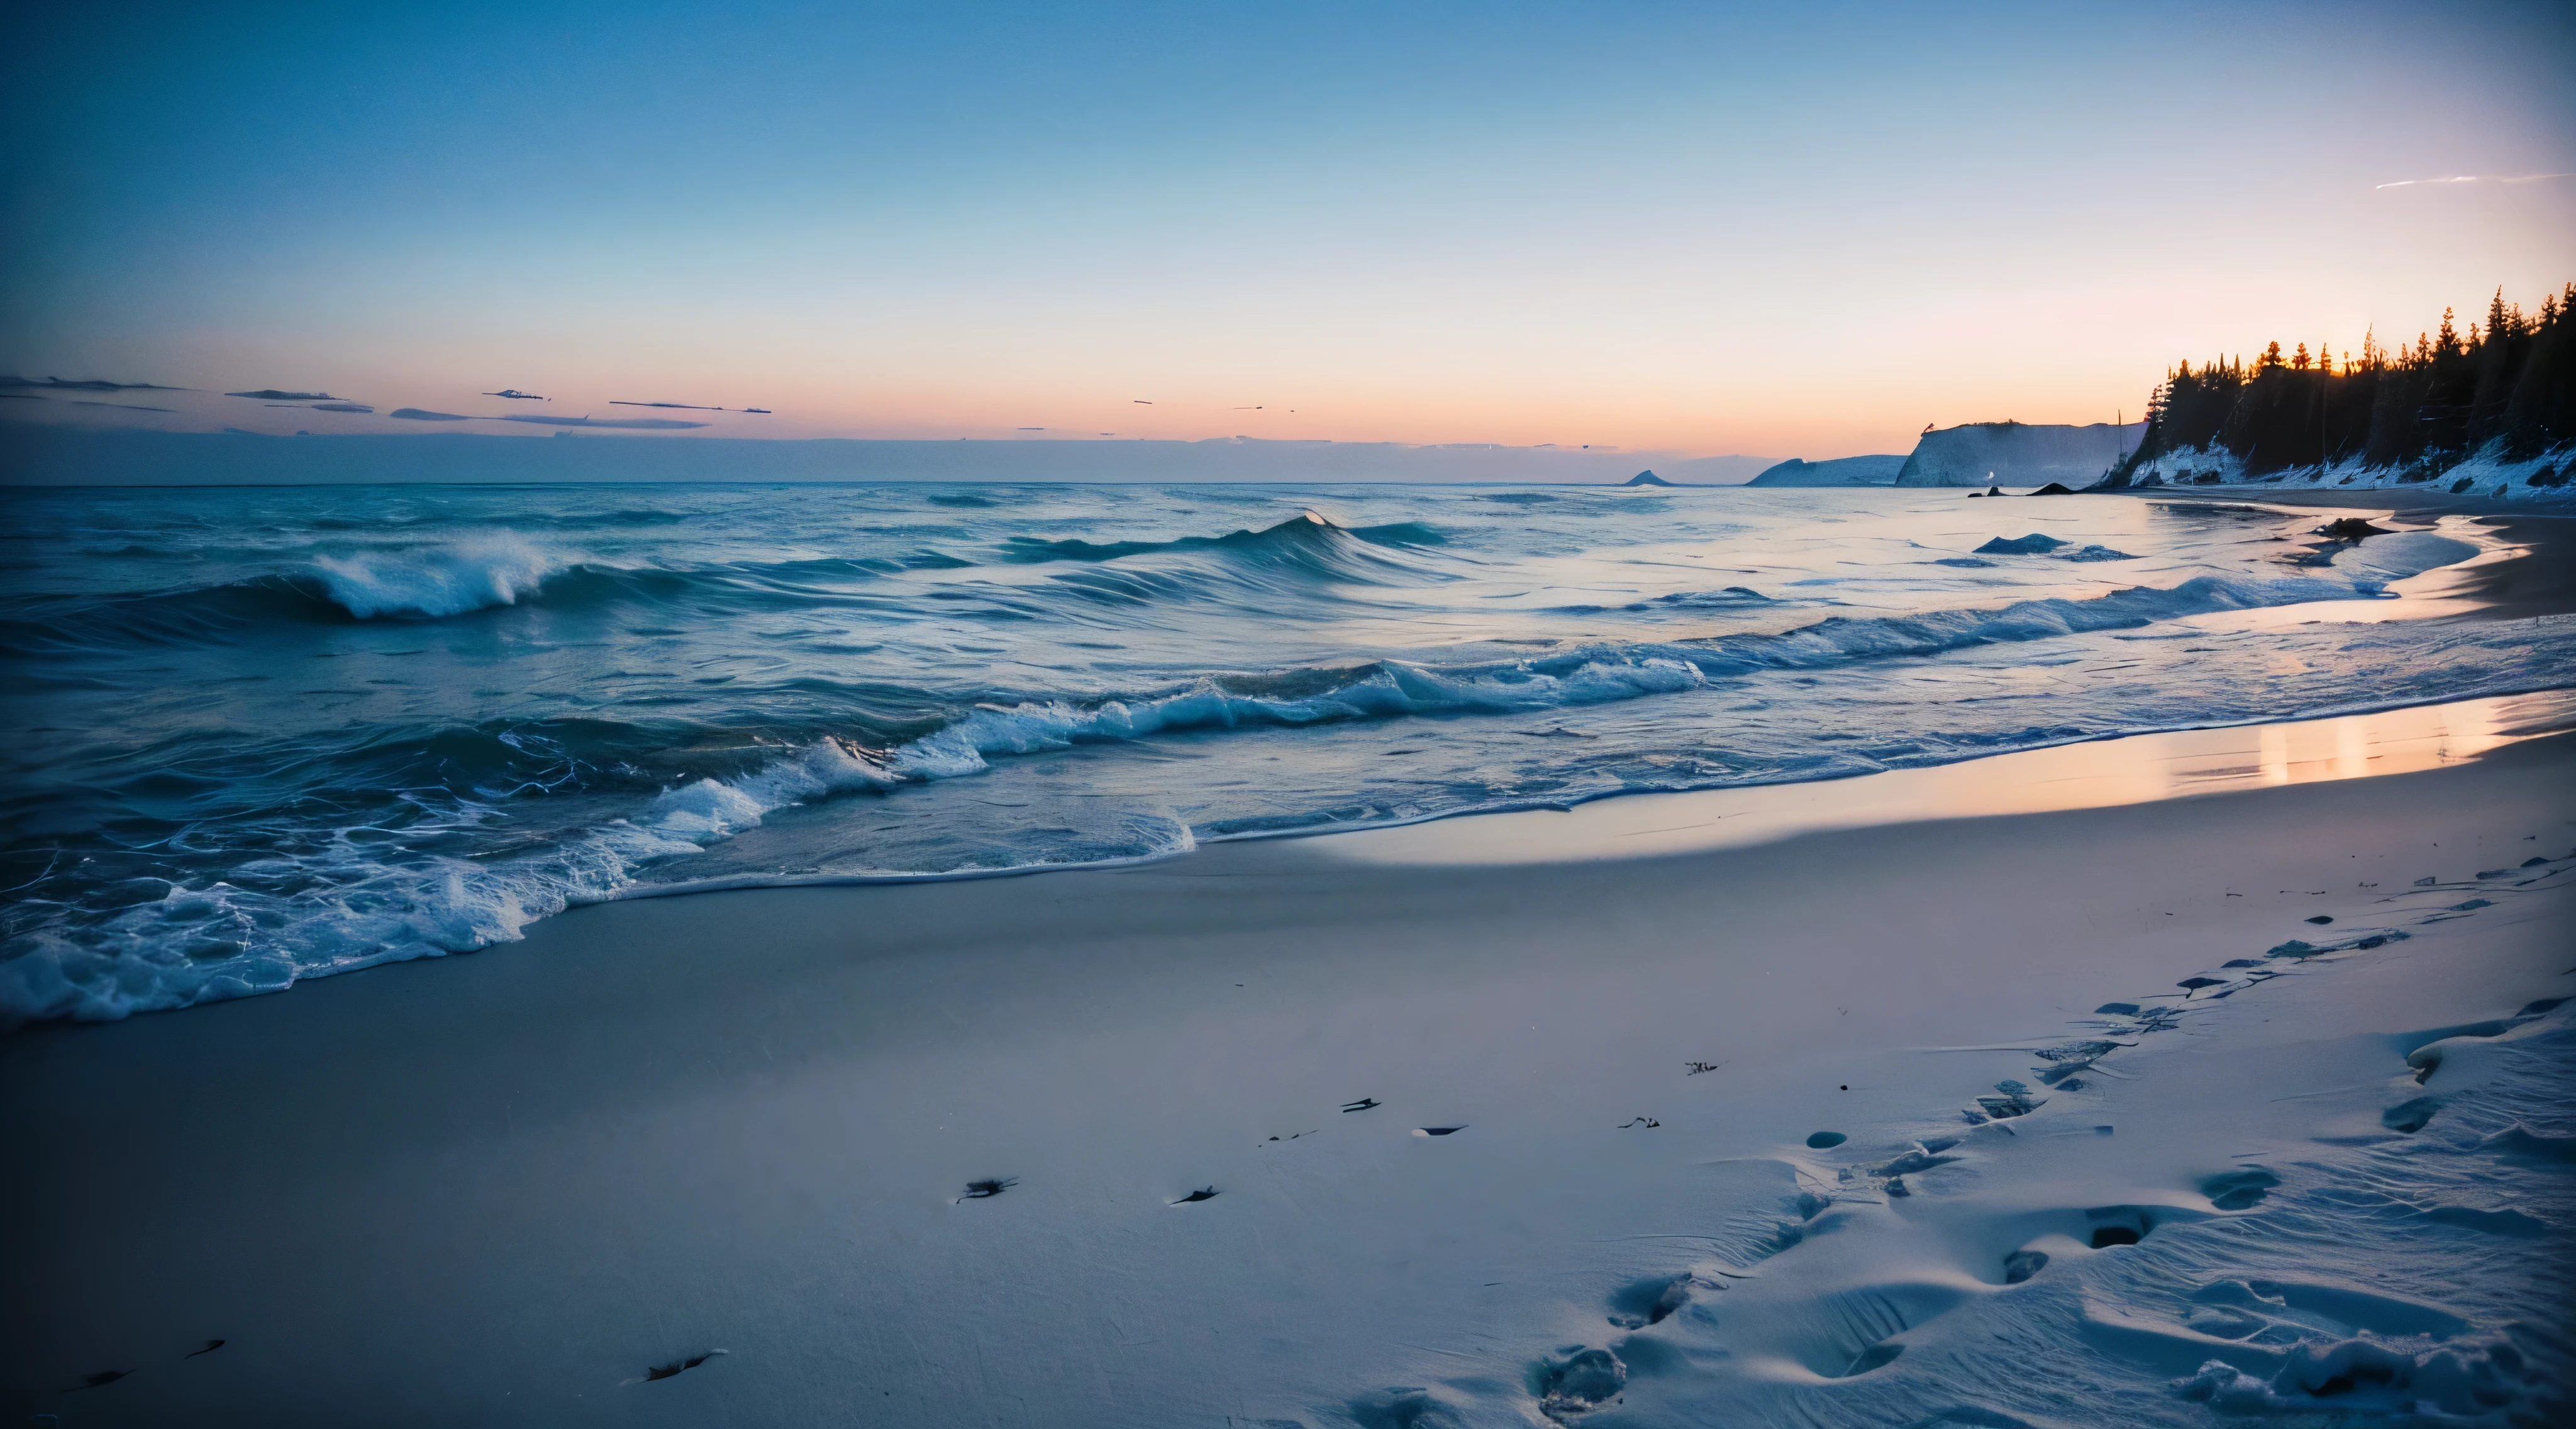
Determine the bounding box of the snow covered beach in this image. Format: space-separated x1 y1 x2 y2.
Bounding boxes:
5 681 2571 1426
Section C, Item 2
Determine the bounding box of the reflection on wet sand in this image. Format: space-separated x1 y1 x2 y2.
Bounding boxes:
1321 689 2576 865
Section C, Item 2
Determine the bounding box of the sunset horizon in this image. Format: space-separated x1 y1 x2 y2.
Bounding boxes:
9 3 2572 459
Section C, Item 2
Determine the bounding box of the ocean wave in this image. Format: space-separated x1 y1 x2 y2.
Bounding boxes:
994 510 1444 573
0 813 706 1023
309 533 565 618
0 742 1187 1026
306 506 692 533
0 550 914 654
3 488 2536 1029
628 565 2399 816
856 570 2367 772
647 736 902 842
4 515 1450 649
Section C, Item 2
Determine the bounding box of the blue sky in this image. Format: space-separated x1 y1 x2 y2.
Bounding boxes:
5 1 2571 455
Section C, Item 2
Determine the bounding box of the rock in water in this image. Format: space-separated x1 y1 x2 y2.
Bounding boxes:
1974 533 2067 555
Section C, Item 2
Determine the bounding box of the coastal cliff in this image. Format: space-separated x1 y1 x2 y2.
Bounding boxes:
1746 454 1905 487
1891 420 2145 488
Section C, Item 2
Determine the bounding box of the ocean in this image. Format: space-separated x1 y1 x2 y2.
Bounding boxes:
4 481 2568 1023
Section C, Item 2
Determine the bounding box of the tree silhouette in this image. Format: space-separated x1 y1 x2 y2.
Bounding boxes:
2107 282 2574 483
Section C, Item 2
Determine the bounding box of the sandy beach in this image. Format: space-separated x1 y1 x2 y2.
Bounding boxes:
7 671 2572 1425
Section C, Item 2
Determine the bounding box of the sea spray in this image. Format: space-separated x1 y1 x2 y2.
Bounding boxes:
309 532 567 618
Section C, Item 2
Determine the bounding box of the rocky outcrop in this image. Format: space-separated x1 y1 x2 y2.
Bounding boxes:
1892 421 2145 488
1745 455 1906 487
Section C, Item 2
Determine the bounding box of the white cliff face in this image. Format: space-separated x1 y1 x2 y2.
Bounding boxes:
1892 421 2146 487
1746 455 1906 487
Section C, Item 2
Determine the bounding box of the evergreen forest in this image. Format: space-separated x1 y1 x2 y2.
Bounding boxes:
2111 283 2576 486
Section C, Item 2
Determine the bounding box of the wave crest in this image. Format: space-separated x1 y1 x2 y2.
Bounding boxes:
996 510 1443 575
310 534 567 618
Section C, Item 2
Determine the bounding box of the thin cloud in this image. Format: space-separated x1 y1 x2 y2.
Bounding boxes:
389 408 472 421
502 414 709 430
2374 172 2573 189
1 375 180 391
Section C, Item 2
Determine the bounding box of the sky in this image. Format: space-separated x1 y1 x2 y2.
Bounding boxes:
4 0 2573 459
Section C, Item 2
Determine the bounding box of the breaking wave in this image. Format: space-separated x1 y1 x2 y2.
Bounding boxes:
6 482 2561 1027
309 533 566 618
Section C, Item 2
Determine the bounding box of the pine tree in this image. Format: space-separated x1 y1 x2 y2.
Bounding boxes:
2292 343 2310 371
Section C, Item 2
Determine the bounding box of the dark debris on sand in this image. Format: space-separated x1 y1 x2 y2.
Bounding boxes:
645 1351 721 1382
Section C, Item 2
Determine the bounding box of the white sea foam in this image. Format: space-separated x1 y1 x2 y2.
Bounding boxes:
885 655 1714 779
0 815 706 1023
649 737 902 842
309 533 566 618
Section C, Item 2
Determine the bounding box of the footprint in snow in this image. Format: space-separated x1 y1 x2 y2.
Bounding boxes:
1606 1273 1697 1329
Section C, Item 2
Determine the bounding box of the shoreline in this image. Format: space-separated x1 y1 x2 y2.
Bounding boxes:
6 705 2571 1424
280 494 2576 924
4 487 2567 1030
2109 484 2576 620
